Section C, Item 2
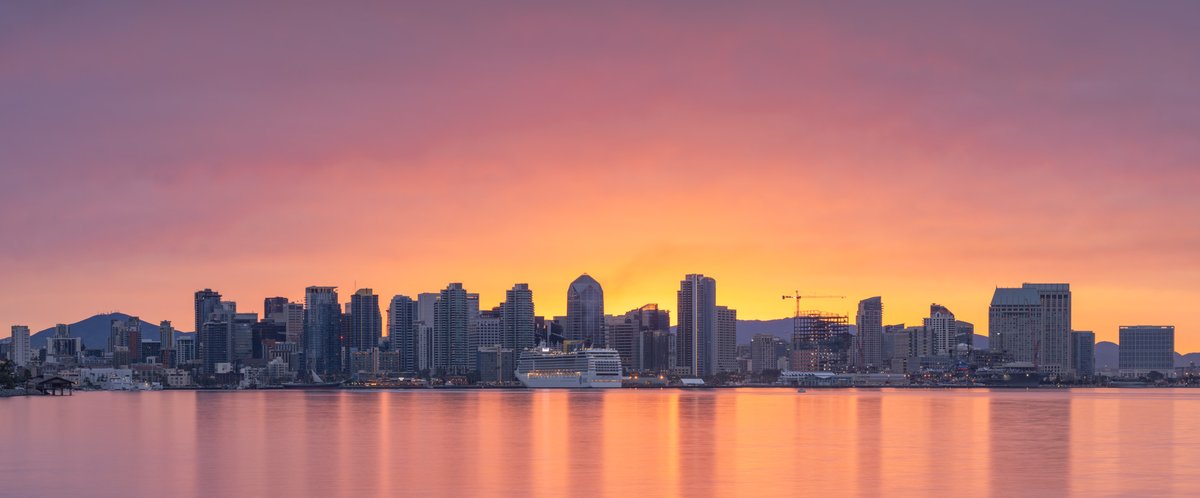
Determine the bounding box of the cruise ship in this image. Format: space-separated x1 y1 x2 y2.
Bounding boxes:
515 347 624 388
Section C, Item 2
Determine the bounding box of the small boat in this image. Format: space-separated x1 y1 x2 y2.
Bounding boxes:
796 388 807 393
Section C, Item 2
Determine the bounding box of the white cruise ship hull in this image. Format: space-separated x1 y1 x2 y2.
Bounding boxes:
517 372 623 389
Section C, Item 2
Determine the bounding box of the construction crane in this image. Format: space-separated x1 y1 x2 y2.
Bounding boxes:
781 291 845 319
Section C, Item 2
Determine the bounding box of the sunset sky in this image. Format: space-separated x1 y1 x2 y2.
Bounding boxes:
2 2 1197 349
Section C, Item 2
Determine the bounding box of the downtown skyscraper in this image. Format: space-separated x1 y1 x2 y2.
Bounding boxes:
305 286 341 375
566 274 604 347
989 283 1072 375
855 297 883 371
433 283 477 375
677 274 718 377
350 288 382 352
388 295 417 372
502 283 535 351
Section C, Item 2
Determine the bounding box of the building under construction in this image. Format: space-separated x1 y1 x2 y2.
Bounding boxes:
790 311 852 372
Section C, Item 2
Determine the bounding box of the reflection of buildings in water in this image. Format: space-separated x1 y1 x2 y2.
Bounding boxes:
989 395 1070 496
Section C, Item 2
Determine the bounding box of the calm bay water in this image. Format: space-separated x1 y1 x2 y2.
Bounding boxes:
3 388 1199 497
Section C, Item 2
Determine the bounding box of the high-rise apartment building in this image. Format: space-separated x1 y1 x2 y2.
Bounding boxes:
10 325 30 367
566 274 604 347
350 288 382 352
717 306 737 373
502 283 535 351
678 274 719 377
388 295 417 372
924 304 956 357
434 283 477 375
855 297 883 371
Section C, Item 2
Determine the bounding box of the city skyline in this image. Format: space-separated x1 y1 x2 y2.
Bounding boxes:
0 274 1189 351
2 2 1197 350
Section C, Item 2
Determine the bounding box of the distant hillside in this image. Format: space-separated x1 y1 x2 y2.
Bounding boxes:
29 313 191 349
1096 341 1119 370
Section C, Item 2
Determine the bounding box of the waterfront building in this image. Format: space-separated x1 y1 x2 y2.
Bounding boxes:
433 283 478 376
750 334 778 374
989 283 1072 375
502 283 536 352
1119 326 1175 377
792 312 852 373
387 295 417 372
924 304 956 357
1071 330 1095 378
1024 283 1072 375
854 297 884 371
988 287 1043 366
678 274 718 377
10 325 30 367
717 306 737 373
350 289 383 352
566 274 605 347
304 286 341 375
477 346 516 383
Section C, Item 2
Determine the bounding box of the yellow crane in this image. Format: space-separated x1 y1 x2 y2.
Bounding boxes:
781 291 845 319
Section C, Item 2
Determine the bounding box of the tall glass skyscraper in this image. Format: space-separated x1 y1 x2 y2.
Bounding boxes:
305 286 341 375
566 274 604 347
678 274 718 377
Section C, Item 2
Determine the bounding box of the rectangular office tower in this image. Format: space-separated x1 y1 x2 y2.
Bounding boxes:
1119 326 1175 378
989 283 1071 375
350 288 382 352
305 286 341 375
1071 331 1095 378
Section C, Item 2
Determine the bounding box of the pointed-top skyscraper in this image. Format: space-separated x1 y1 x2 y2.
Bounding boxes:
566 274 604 347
